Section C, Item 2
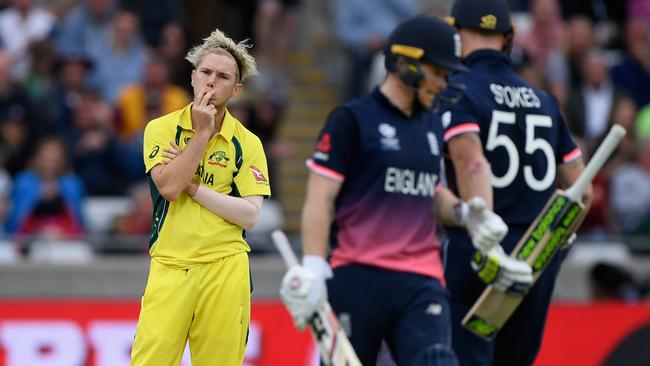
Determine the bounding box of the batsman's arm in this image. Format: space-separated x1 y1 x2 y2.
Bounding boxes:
302 171 342 258
447 133 494 209
433 185 464 226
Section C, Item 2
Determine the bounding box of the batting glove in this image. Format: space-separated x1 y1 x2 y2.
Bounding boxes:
279 255 332 330
471 246 534 296
457 196 509 253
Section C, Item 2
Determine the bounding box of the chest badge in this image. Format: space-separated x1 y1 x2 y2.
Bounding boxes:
208 150 229 167
379 123 400 151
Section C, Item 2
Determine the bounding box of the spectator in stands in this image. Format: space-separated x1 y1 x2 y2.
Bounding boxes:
158 22 192 92
87 10 145 103
610 138 650 235
581 95 639 235
335 0 418 100
0 0 56 80
22 40 58 132
612 17 650 109
565 49 620 148
516 0 568 103
254 0 301 66
0 168 10 233
518 0 564 65
55 0 118 57
61 89 131 195
115 54 190 141
561 0 625 24
119 0 182 47
636 104 650 139
248 95 287 197
511 48 544 88
606 95 640 164
0 51 36 176
251 0 299 113
111 182 151 235
52 51 94 131
4 136 86 238
565 15 595 89
36 0 77 19
627 0 650 24
600 96 639 177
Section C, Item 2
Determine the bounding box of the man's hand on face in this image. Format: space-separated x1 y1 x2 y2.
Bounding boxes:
192 86 217 134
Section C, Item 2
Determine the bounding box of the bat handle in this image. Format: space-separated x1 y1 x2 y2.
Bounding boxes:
565 124 626 202
271 230 300 268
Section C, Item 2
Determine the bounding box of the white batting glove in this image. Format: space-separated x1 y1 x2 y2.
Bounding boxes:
279 255 332 330
457 196 508 253
471 246 534 296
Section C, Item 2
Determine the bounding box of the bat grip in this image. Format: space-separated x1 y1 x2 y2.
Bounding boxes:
272 230 300 268
565 124 625 202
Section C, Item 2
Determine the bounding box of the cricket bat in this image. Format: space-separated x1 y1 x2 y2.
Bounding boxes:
462 124 627 341
271 230 362 366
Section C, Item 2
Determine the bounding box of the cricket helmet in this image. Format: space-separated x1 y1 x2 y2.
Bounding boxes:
384 15 468 87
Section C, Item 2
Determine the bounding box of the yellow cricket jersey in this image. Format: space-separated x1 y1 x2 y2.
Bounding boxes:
142 103 271 268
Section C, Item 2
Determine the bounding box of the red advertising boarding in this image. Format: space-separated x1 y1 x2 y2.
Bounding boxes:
0 300 317 366
0 300 648 366
536 302 650 366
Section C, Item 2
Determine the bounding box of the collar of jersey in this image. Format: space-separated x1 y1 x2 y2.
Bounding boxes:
463 49 509 67
372 87 426 118
178 102 235 141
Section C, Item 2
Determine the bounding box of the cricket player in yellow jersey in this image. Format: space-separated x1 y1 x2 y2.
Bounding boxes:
130 28 270 366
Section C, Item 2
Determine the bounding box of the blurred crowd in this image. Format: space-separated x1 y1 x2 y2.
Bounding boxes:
0 0 297 248
0 0 648 254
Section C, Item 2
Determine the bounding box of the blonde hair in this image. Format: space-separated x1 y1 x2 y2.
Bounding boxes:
185 28 258 81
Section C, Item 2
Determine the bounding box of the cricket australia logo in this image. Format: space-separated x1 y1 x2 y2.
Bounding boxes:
378 123 400 150
208 150 229 167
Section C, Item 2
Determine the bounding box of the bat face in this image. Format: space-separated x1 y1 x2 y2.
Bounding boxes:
515 192 585 272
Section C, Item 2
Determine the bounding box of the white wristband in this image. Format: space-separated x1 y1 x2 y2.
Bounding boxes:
454 201 470 227
303 255 333 280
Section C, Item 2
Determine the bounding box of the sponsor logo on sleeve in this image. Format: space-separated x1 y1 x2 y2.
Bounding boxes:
314 133 331 161
316 133 332 152
250 166 268 183
148 146 160 159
